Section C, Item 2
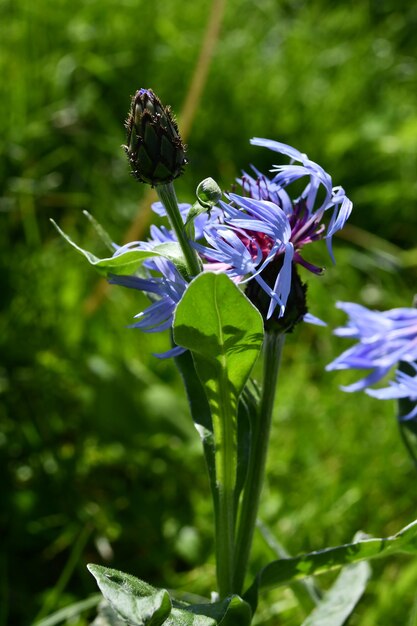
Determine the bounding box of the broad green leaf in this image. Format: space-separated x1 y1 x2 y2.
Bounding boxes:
88 565 251 626
51 220 187 277
174 355 260 527
301 561 371 626
173 272 263 595
87 564 172 626
173 273 264 402
244 518 417 610
173 273 263 479
90 601 127 626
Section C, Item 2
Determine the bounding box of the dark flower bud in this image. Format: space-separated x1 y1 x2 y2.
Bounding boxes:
246 259 308 334
123 88 187 186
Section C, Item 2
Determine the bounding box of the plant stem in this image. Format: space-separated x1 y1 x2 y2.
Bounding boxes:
233 331 285 594
157 182 202 278
214 371 237 599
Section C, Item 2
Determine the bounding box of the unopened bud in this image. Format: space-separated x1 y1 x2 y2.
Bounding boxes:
123 88 187 186
196 177 222 208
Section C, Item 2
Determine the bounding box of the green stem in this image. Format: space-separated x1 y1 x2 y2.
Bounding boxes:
233 331 285 594
214 372 237 598
157 182 202 277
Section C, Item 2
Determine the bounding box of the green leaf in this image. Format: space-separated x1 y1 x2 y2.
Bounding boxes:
167 595 251 626
173 272 264 595
51 220 187 277
175 359 260 529
88 565 251 626
173 273 264 402
89 601 127 626
244 519 417 609
300 561 371 626
87 564 172 626
173 274 263 470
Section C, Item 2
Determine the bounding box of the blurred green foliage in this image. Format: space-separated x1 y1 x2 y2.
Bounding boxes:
1 0 417 624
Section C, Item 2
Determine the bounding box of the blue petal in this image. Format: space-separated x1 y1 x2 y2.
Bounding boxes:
153 345 187 359
304 313 327 327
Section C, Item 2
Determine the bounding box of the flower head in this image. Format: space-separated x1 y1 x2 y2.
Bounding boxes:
109 254 188 358
195 139 352 325
326 301 417 400
124 88 187 186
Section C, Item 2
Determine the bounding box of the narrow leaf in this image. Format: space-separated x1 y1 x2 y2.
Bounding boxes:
51 220 187 277
51 220 158 276
87 564 171 626
301 561 371 626
244 519 417 608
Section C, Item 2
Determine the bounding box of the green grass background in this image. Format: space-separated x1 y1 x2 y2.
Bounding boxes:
1 0 417 624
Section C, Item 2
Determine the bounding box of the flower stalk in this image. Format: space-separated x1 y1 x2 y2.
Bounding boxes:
233 331 285 594
213 380 237 599
157 181 202 278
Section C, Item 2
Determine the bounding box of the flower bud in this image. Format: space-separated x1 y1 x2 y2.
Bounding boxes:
196 177 222 208
123 88 187 186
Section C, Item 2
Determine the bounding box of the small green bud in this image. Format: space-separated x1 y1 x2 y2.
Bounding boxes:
123 88 187 186
196 177 222 208
184 178 222 238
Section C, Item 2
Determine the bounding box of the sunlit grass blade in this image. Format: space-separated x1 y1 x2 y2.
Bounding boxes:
244 519 417 609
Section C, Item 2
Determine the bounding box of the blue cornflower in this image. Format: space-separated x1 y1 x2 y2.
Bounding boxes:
108 256 188 358
195 139 352 320
326 302 417 404
194 196 294 318
108 203 193 358
107 200 222 357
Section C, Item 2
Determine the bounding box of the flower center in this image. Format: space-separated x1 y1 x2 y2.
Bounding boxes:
238 231 274 260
